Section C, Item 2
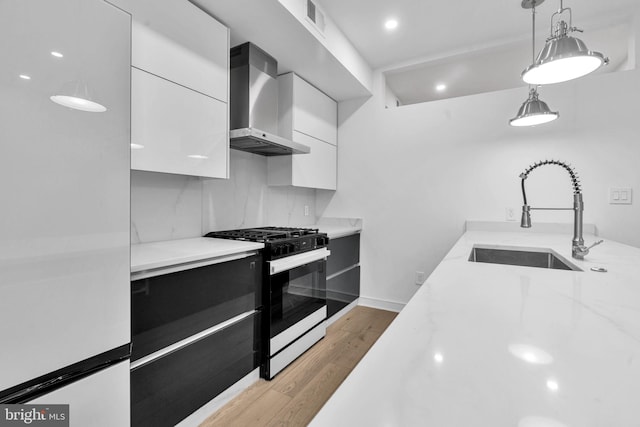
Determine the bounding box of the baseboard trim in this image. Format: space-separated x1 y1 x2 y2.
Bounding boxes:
175 368 260 427
358 296 405 313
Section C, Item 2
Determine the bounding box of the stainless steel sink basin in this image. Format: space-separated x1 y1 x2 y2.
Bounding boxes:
468 245 582 271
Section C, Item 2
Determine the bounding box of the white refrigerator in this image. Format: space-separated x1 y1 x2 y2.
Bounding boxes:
0 1 131 425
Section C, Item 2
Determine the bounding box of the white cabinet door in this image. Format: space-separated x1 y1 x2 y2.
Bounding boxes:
131 68 228 178
1 0 130 390
272 73 338 190
268 131 337 190
292 74 337 146
30 362 130 427
291 131 337 190
113 0 228 102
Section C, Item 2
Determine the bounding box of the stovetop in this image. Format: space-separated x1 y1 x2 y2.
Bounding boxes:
205 226 321 242
205 226 329 259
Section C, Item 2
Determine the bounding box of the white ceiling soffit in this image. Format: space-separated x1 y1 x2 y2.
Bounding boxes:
386 22 632 106
190 0 373 101
318 0 640 71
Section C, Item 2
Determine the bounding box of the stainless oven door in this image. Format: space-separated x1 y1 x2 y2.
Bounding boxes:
267 248 330 356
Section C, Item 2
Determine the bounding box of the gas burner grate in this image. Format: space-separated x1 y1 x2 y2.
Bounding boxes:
205 226 321 242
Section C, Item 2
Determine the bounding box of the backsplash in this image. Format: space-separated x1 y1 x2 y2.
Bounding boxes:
131 150 316 244
131 170 202 244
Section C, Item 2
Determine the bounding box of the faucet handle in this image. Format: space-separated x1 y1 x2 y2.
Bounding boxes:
573 239 604 259
585 239 604 251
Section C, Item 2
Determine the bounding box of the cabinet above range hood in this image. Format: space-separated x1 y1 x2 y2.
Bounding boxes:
229 42 310 156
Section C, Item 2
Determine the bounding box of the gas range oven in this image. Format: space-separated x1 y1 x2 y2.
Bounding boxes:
205 227 330 379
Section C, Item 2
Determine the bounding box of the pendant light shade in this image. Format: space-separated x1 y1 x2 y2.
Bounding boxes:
522 3 608 85
50 79 107 113
510 88 559 127
50 95 107 112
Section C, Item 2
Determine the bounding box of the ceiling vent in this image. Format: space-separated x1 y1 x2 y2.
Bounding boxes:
306 0 326 34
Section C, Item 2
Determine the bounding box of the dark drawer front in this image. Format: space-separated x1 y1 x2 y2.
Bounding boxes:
327 266 360 318
131 312 259 427
131 254 261 361
326 234 360 276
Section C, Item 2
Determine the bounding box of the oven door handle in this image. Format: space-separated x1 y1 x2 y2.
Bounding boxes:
268 248 331 275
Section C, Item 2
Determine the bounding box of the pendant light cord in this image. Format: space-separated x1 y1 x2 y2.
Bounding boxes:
532 3 536 63
528 2 537 92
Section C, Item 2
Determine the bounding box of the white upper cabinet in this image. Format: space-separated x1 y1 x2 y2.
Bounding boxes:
268 131 337 190
281 73 338 146
131 68 227 178
111 0 230 178
111 0 228 102
269 73 338 190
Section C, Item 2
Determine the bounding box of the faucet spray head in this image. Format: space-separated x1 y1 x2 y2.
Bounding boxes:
521 205 532 228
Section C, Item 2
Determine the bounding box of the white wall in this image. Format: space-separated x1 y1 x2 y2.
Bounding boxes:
319 54 640 307
132 150 316 244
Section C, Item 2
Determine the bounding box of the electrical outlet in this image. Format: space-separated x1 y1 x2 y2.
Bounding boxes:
505 207 517 221
304 205 310 216
415 271 426 285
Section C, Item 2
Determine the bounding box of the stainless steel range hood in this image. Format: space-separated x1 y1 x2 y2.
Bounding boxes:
230 42 310 156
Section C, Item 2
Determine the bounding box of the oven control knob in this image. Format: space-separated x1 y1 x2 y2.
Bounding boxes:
283 242 294 255
271 245 283 257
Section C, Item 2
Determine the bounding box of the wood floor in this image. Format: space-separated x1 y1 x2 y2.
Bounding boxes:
199 306 397 427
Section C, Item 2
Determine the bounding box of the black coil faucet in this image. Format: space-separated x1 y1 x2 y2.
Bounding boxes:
520 160 602 259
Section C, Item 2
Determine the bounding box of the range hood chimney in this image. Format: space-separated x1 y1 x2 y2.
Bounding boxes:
229 42 310 156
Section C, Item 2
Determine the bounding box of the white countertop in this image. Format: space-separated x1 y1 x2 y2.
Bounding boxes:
316 224 361 240
311 230 640 427
130 237 264 274
284 217 362 239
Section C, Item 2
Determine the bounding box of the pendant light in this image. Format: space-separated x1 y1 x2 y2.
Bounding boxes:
521 0 608 85
50 78 107 113
510 0 558 127
510 87 558 126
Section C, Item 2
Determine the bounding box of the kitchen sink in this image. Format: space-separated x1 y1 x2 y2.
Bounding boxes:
468 245 582 271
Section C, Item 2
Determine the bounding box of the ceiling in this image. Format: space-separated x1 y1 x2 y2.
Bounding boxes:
195 0 639 103
385 22 632 105
317 0 640 70
192 0 373 101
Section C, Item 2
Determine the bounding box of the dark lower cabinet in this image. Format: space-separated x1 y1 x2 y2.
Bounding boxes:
131 254 261 361
326 234 360 277
131 312 259 427
130 252 262 426
327 266 360 317
326 234 360 318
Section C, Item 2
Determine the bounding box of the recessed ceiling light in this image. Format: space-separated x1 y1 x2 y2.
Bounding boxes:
19 74 31 80
187 154 208 159
130 143 145 150
51 51 64 58
384 19 398 30
435 83 447 92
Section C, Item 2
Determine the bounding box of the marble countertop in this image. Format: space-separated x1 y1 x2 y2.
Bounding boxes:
315 223 361 240
311 230 640 427
284 217 362 239
130 237 264 274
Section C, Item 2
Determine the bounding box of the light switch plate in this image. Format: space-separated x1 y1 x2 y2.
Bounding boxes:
609 187 633 205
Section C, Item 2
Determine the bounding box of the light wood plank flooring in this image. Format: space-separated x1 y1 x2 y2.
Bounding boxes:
199 306 397 427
